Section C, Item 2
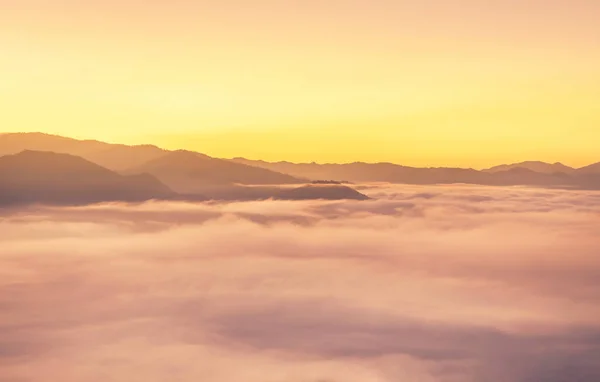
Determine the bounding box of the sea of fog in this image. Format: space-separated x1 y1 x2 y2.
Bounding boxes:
1 184 600 382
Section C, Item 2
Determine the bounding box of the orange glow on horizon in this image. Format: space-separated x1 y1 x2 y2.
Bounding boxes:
1 1 599 168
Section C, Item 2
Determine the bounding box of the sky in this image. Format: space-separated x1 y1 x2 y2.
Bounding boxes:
1 0 600 168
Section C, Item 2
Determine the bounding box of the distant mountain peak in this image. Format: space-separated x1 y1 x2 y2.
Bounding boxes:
0 150 174 206
484 161 575 174
2 133 600 191
276 184 369 201
171 149 212 159
577 161 600 174
11 149 102 163
126 149 303 193
1 150 122 179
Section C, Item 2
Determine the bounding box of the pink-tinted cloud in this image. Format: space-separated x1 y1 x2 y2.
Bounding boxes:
1 184 599 381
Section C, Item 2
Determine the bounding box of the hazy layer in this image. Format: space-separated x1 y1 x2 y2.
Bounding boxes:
1 184 599 381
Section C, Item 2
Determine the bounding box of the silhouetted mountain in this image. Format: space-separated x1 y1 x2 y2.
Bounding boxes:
0 133 166 171
84 144 166 171
177 184 368 201
230 158 596 189
485 168 574 187
126 150 303 193
0 150 175 206
3 133 600 191
311 180 352 185
276 185 369 200
231 159 487 184
577 162 600 175
0 134 305 192
483 161 575 174
0 133 106 156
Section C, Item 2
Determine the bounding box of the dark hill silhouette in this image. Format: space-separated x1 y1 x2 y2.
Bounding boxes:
126 150 303 193
311 180 352 185
0 151 175 206
230 158 596 189
0 133 107 156
0 133 166 171
276 185 369 200
0 134 305 192
231 159 487 184
577 162 600 175
0 149 369 204
174 184 368 201
485 167 574 187
483 161 575 174
85 144 166 171
2 133 600 191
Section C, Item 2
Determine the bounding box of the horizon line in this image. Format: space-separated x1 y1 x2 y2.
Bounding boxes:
1 131 597 170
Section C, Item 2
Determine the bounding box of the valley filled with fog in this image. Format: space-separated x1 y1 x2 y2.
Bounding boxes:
1 184 599 382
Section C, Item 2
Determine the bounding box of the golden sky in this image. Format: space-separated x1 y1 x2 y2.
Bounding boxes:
1 0 599 168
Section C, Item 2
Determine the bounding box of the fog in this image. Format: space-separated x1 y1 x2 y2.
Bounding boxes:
1 184 599 381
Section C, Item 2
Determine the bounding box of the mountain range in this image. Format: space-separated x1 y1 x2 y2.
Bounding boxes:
0 150 175 206
125 150 301 193
231 158 600 188
1 132 599 206
0 133 371 206
482 161 576 174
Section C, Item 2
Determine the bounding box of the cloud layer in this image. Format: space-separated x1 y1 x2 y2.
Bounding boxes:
1 184 600 382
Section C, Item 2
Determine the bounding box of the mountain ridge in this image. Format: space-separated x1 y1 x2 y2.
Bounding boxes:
0 132 166 171
482 161 576 174
0 150 175 206
0 148 369 205
2 133 600 192
125 150 303 193
230 158 600 189
3 132 598 171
